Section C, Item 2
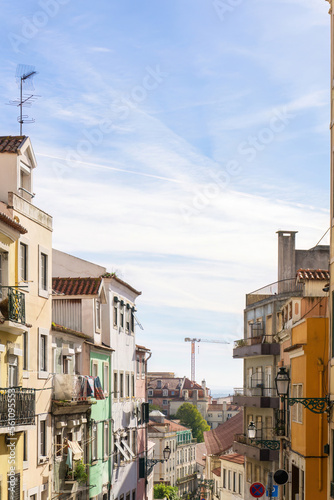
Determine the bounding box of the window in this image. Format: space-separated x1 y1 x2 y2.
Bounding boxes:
120 373 124 398
238 473 242 494
292 383 303 423
223 468 226 488
163 389 168 396
23 331 28 371
157 380 161 389
233 472 237 492
55 433 62 458
41 254 47 290
132 490 136 500
148 389 153 396
228 470 231 490
148 399 152 405
126 374 130 397
131 309 135 332
92 361 98 378
20 242 28 282
132 374 135 397
39 328 49 378
92 424 98 461
163 400 168 405
38 246 49 298
114 372 118 397
104 423 109 460
120 305 124 328
23 431 28 468
104 362 109 396
142 357 145 377
95 299 101 331
38 415 48 462
114 304 118 327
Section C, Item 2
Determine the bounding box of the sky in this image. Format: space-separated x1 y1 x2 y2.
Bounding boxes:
0 0 331 394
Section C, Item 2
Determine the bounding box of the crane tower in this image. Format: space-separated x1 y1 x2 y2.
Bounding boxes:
184 337 229 382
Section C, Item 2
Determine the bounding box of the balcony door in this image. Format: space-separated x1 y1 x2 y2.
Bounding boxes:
8 357 18 387
264 366 272 397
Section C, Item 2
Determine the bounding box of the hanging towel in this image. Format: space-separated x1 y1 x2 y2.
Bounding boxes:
68 440 84 461
66 447 73 468
86 376 95 397
94 376 105 400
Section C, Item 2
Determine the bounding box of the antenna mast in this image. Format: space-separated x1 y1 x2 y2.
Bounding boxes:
7 64 39 135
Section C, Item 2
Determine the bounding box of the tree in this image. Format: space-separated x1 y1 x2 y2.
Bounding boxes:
154 484 180 500
175 403 210 442
149 403 163 412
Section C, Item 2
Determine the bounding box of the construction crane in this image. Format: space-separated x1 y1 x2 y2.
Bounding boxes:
184 337 230 382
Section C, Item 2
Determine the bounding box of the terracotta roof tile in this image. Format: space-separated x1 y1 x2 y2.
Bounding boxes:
52 277 102 296
204 411 243 456
0 211 27 234
296 269 329 281
136 344 151 351
220 453 244 465
0 136 27 153
195 442 207 467
212 467 221 477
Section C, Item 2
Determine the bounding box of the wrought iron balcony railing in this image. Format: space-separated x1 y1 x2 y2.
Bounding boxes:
0 387 35 426
234 432 280 450
234 334 277 348
0 286 25 324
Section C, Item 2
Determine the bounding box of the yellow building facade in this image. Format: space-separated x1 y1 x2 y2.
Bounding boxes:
288 317 328 500
0 203 30 499
0 136 53 500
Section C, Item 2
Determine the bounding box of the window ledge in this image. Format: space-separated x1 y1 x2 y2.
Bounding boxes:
38 371 49 379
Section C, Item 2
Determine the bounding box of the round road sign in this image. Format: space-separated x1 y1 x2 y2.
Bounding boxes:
250 482 265 498
274 469 289 485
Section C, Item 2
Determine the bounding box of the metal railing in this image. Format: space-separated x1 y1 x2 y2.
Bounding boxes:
246 278 303 306
234 432 280 450
234 334 277 348
0 286 25 324
0 387 35 426
233 384 277 398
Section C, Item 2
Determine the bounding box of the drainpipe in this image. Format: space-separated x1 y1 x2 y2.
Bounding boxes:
318 358 324 492
145 351 152 500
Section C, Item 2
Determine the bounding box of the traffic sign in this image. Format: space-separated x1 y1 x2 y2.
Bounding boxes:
250 482 265 498
274 469 289 485
266 485 278 498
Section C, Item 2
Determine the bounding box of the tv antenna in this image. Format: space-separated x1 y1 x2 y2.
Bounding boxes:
7 64 40 135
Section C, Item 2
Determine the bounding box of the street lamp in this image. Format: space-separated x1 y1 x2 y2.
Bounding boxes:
275 367 290 398
145 445 171 476
274 366 332 414
248 421 256 439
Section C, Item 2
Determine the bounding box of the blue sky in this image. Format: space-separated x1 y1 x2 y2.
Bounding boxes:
0 0 331 393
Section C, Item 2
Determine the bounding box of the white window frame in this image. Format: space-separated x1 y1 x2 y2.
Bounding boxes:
104 423 109 460
19 237 29 291
103 362 109 396
37 414 48 463
95 298 101 333
92 424 98 462
38 328 49 379
23 430 29 470
92 360 98 378
148 389 153 396
38 245 50 298
23 329 29 379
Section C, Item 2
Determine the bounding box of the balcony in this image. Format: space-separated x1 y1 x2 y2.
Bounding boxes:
246 278 303 307
0 387 35 427
176 473 197 485
233 433 279 462
52 374 95 415
0 287 26 334
233 334 280 359
232 384 279 409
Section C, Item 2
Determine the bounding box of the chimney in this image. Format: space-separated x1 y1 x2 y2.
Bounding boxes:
202 379 206 391
277 231 297 293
